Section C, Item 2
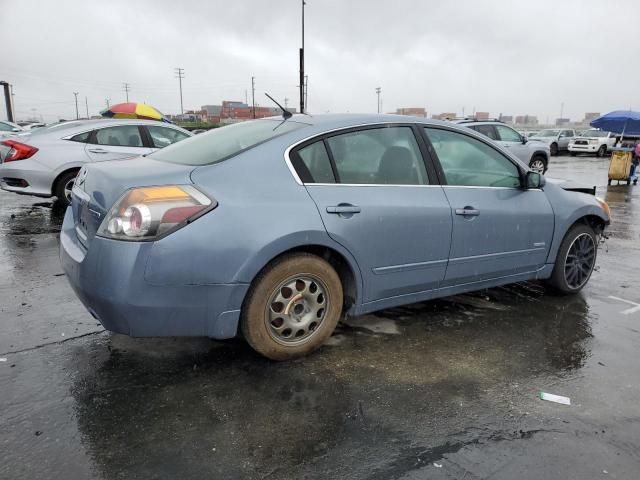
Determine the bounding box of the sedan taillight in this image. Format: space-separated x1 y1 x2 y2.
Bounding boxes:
1 140 39 162
97 185 216 241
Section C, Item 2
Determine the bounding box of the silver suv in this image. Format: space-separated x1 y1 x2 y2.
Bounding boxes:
456 120 551 174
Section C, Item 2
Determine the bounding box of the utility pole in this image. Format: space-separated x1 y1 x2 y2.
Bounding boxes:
245 89 248 105
376 87 381 114
175 67 185 116
123 82 130 102
85 96 89 118
299 0 306 114
284 97 289 109
105 98 111 109
304 74 308 112
10 85 15 121
251 76 256 119
73 92 79 120
0 81 14 122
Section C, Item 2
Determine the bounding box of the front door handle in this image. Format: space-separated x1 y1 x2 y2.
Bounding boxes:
455 208 480 216
88 148 109 154
326 205 361 214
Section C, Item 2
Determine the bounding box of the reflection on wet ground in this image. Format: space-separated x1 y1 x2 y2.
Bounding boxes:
1 156 640 479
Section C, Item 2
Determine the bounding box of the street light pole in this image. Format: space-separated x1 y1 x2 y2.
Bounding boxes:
73 92 79 120
299 0 306 114
175 67 185 116
376 87 381 114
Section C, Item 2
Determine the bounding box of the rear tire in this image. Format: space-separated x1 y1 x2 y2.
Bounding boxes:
53 170 79 207
241 253 343 361
597 145 607 158
546 224 598 294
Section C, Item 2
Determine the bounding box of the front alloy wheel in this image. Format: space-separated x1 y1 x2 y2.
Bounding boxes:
547 224 598 294
529 157 546 174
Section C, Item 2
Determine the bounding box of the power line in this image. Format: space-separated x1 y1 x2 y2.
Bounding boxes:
123 82 130 102
175 67 184 116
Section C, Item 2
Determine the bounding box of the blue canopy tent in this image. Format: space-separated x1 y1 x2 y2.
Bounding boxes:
590 110 640 137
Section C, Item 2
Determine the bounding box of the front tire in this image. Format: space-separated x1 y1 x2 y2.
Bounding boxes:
596 145 607 158
569 151 577 157
529 155 547 174
550 143 559 156
546 224 598 294
53 170 79 207
241 253 343 360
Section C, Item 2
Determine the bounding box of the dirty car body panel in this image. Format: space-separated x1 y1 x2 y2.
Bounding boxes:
60 114 610 340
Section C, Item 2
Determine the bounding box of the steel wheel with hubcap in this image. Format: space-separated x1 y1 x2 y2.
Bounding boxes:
242 253 343 360
547 224 598 294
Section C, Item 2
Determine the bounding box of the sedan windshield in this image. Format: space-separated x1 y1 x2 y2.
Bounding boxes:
151 119 308 166
579 130 608 137
534 129 560 137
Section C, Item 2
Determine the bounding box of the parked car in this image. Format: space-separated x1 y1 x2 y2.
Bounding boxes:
528 128 577 156
456 120 550 173
60 114 610 360
0 119 192 206
568 129 616 157
17 121 47 130
0 120 24 138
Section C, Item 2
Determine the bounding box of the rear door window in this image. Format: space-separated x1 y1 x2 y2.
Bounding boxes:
293 141 336 183
93 125 144 147
325 127 428 185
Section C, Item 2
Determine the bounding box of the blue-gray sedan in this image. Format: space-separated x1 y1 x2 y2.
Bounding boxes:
60 114 610 360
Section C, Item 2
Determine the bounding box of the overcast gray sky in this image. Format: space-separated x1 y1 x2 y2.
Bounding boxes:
2 0 639 122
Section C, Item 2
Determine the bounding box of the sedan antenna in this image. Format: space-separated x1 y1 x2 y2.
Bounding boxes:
265 93 293 119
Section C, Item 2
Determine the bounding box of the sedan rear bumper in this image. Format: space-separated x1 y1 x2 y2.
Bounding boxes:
0 158 54 197
60 208 248 339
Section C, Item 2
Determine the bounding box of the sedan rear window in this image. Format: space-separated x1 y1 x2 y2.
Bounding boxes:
150 119 307 166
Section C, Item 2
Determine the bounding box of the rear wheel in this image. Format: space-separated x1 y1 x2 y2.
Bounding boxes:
596 145 607 157
241 253 343 360
546 224 598 294
529 155 547 174
53 170 79 207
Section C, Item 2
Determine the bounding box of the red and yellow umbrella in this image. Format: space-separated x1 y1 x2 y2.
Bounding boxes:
100 102 170 122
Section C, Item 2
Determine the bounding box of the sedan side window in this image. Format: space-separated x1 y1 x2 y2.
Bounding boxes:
425 128 521 188
294 141 336 183
326 127 428 185
148 126 190 148
93 126 143 147
495 125 522 142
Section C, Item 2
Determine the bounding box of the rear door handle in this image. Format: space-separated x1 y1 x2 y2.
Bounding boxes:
87 148 109 154
326 205 361 214
455 208 480 216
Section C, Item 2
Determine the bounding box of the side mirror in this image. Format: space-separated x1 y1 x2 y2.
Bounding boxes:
526 171 545 189
12 127 21 132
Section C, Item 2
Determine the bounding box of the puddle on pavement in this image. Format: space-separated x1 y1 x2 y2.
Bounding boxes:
0 200 65 236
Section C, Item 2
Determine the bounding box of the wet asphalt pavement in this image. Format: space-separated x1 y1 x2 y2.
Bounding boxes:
2 155 639 479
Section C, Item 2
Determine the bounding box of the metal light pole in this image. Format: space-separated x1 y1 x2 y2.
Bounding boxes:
376 87 381 114
299 0 306 114
1 81 14 121
85 96 89 118
73 92 79 120
175 67 185 116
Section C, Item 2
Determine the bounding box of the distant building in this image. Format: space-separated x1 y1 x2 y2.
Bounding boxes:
396 107 426 117
432 112 457 120
555 118 570 126
514 115 538 125
583 112 600 124
202 105 222 116
475 111 490 121
499 115 513 123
